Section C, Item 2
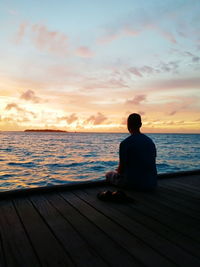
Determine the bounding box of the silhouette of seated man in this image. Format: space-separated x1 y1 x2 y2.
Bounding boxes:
106 113 157 190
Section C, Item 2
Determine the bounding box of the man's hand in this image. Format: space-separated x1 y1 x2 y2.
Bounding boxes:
116 164 122 174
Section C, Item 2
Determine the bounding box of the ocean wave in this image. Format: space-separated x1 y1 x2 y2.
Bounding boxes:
88 160 117 166
44 162 87 168
0 174 14 179
7 161 36 167
44 160 118 169
156 163 171 167
0 148 13 152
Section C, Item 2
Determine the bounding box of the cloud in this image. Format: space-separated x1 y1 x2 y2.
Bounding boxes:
158 61 179 73
138 110 146 115
5 103 25 112
98 32 121 44
20 90 41 103
159 30 177 44
129 67 143 77
31 24 69 55
123 26 138 36
185 51 200 62
168 110 177 116
98 25 138 44
15 23 69 55
8 9 18 15
128 61 178 78
5 103 35 117
162 96 198 116
121 117 127 125
60 113 78 124
140 66 155 74
76 46 94 58
83 76 128 91
15 22 27 44
125 94 146 105
152 77 200 90
86 112 107 125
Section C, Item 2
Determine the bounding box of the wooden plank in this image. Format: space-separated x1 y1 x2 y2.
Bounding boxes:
172 181 200 192
161 182 200 196
76 187 200 267
121 189 200 242
30 194 106 267
166 174 200 186
160 180 200 198
84 188 200 257
47 193 139 267
158 182 200 203
167 180 200 194
152 189 200 221
179 176 200 187
60 191 176 267
141 187 200 221
0 229 6 267
158 183 200 201
129 188 200 227
0 199 39 267
14 197 74 266
157 186 200 212
85 186 200 259
158 171 200 179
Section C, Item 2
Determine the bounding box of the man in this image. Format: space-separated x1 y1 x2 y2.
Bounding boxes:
106 113 157 190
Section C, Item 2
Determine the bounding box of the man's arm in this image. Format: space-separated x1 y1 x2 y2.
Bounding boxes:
116 163 123 174
116 142 126 174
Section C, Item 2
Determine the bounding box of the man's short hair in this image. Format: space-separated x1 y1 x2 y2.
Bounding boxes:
127 113 142 131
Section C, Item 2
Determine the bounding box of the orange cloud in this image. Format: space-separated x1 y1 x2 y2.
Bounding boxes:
31 24 69 55
15 22 27 44
15 23 69 56
159 30 177 44
20 90 41 103
76 46 94 58
5 103 24 112
59 113 78 124
86 112 107 125
5 103 35 117
98 25 138 44
125 95 146 105
151 77 200 90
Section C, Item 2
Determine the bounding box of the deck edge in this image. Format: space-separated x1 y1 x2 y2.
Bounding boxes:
0 169 200 199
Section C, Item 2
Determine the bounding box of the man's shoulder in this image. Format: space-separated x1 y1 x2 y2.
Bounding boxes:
141 133 154 142
120 135 132 145
121 133 155 145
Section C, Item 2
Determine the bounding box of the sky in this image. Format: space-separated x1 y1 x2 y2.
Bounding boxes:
0 0 200 133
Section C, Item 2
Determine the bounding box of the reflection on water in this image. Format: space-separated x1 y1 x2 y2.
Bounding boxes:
0 132 199 191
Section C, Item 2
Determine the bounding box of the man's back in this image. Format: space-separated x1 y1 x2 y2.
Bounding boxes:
120 133 157 189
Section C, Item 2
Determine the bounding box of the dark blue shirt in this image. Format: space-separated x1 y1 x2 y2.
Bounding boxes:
119 133 157 189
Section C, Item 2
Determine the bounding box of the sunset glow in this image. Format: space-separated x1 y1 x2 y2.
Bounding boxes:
0 0 200 133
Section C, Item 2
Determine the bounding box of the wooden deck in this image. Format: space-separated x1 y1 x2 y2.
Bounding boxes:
0 172 200 267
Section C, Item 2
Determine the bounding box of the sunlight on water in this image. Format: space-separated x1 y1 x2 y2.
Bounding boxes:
0 132 199 191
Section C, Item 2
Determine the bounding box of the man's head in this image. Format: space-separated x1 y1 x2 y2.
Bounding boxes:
127 113 142 133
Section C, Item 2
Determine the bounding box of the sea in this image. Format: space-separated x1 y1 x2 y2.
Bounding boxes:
0 132 199 191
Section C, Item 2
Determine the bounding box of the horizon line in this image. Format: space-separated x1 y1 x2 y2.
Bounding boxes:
0 130 199 134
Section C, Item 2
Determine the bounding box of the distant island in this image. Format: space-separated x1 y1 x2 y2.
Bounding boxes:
24 129 68 132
